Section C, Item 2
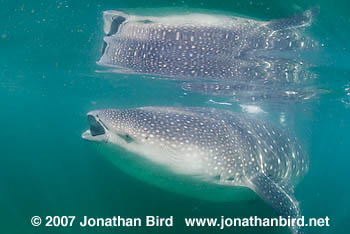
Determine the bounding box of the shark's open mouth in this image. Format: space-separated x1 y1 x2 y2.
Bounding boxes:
87 115 105 136
101 11 127 55
106 15 126 36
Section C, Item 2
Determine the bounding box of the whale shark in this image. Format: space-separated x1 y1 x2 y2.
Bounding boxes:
82 107 308 233
98 9 317 83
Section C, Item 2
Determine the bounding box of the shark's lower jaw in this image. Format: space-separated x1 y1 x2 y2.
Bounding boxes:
81 129 109 142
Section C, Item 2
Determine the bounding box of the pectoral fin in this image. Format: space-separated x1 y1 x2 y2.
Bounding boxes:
248 173 303 234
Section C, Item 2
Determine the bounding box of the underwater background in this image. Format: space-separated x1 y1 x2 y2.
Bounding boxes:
1 0 349 234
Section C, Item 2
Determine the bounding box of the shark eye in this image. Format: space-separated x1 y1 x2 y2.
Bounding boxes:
118 133 134 143
138 19 153 24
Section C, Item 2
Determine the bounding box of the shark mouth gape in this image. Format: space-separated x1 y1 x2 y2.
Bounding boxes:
87 115 106 136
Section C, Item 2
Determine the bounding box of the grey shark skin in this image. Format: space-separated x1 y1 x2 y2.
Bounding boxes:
98 9 317 83
82 107 308 234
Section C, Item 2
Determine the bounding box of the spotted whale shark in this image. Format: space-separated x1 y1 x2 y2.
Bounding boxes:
98 9 317 84
82 107 308 233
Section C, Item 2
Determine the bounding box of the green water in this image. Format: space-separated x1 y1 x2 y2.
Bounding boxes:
1 0 350 234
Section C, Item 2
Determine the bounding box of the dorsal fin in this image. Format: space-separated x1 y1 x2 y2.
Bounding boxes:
266 7 319 31
248 173 303 234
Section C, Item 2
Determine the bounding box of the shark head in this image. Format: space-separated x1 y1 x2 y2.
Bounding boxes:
82 107 213 175
82 109 144 145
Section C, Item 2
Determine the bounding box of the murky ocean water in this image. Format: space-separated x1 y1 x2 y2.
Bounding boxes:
1 1 349 234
